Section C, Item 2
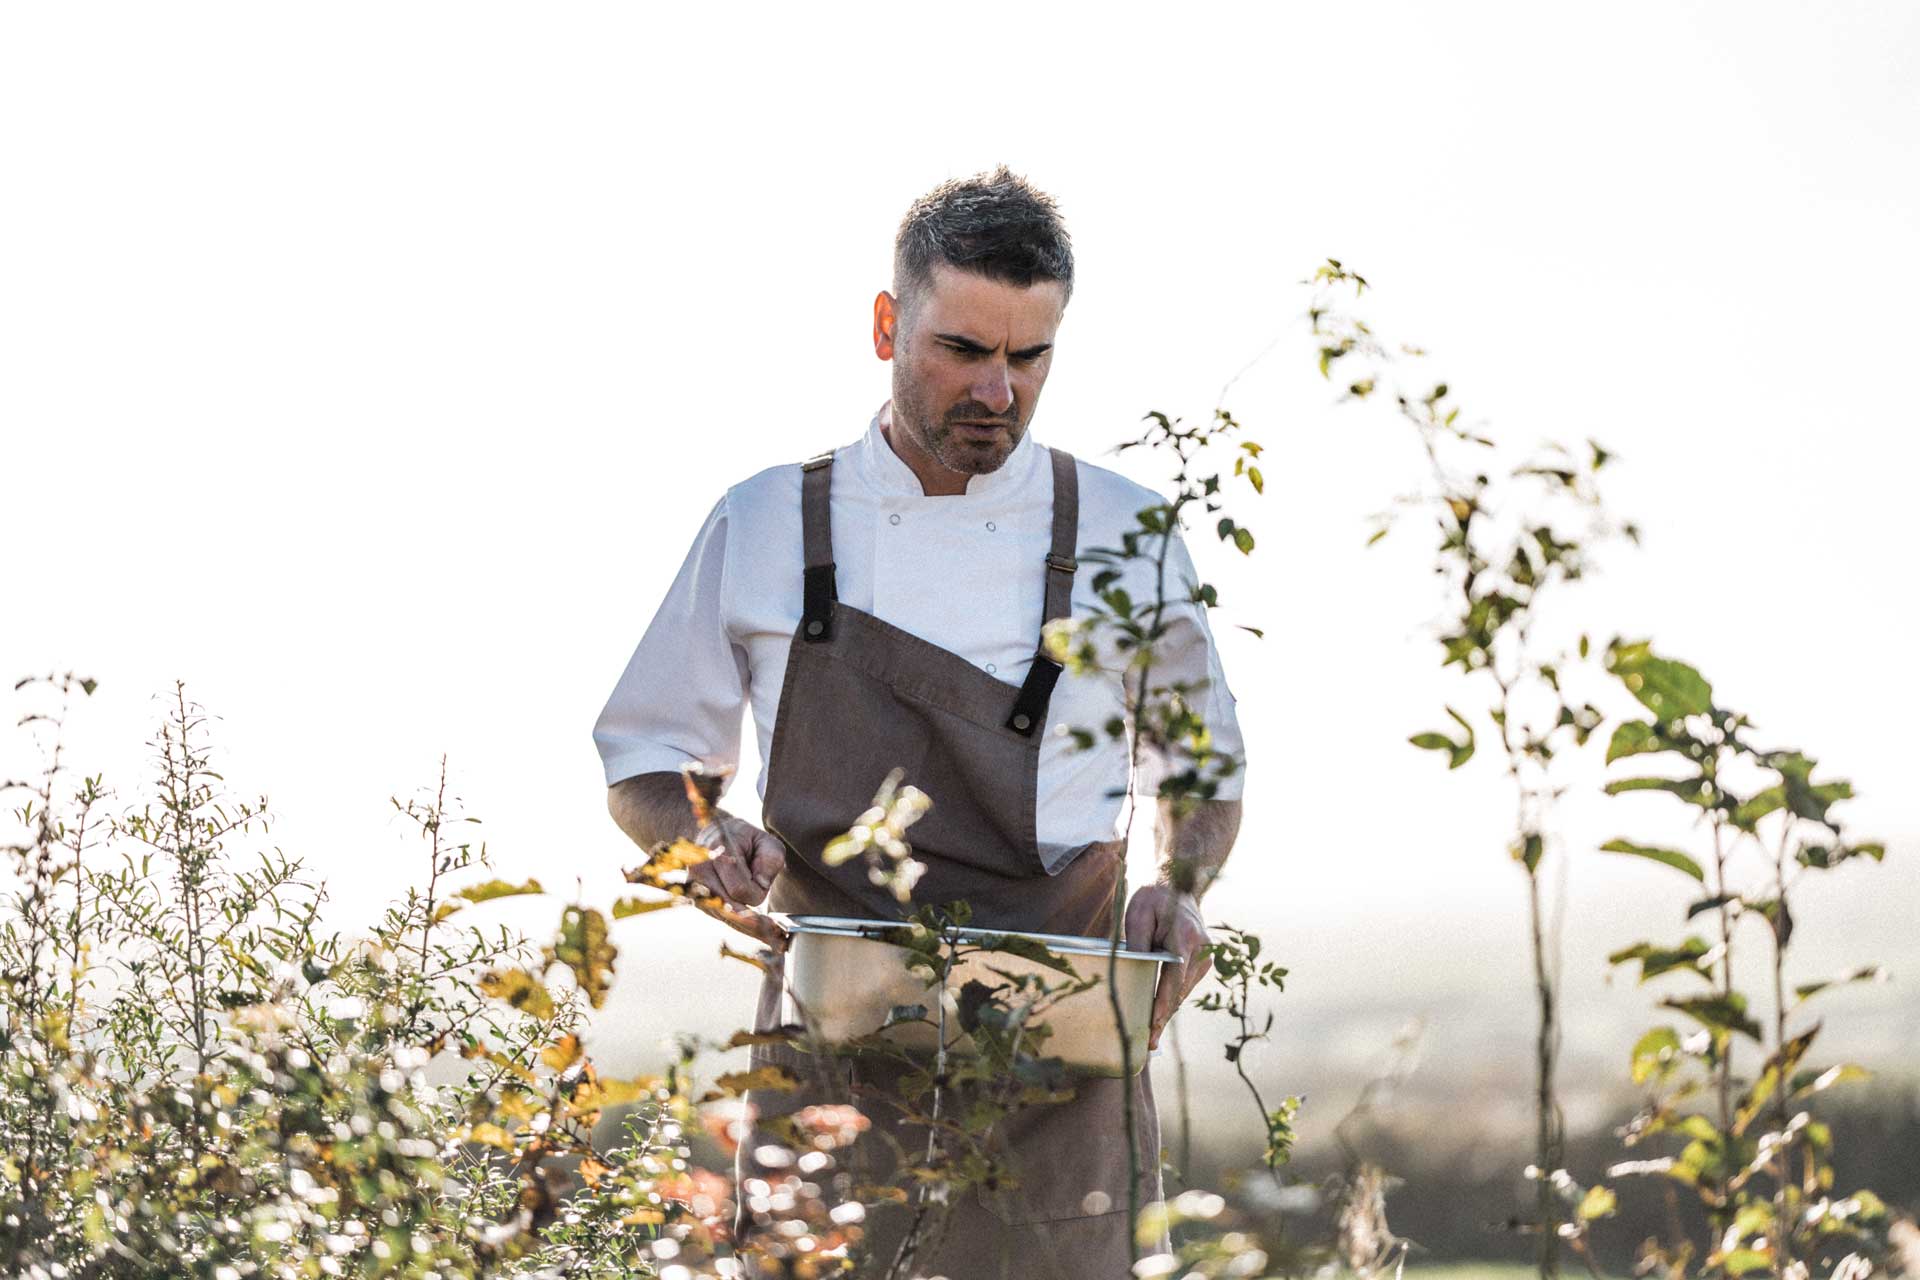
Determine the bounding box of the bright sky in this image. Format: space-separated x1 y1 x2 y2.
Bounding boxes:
5 4 1916 1134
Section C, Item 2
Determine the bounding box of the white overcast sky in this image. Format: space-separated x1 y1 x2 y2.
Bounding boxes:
4 3 1916 1118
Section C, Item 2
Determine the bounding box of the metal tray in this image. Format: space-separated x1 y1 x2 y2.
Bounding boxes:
768 913 1176 1077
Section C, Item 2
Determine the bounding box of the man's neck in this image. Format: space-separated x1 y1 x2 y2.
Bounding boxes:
879 401 972 496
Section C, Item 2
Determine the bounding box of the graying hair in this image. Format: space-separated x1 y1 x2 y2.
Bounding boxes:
892 165 1074 332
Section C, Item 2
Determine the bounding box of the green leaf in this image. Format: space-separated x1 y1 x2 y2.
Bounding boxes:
1609 937 1715 984
1577 1184 1617 1221
1745 895 1793 947
1661 992 1762 1042
1788 1063 1871 1102
612 896 677 920
1409 732 1458 755
1630 1026 1682 1085
1685 893 1739 921
1605 720 1670 764
1732 1024 1817 1136
1731 786 1785 830
1605 641 1714 719
1605 776 1711 807
974 933 1077 976
1599 838 1704 882
548 905 617 1010
1512 832 1544 873
455 878 546 904
1793 965 1887 1006
1231 526 1255 555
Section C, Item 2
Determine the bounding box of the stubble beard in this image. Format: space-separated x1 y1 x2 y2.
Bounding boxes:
893 363 1021 478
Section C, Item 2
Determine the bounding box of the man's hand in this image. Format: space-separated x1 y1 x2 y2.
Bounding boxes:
1124 883 1211 1051
686 813 786 911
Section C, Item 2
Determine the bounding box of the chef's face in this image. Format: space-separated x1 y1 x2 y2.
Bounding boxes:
876 261 1066 484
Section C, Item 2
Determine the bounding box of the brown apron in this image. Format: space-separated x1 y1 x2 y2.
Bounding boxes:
733 445 1161 1279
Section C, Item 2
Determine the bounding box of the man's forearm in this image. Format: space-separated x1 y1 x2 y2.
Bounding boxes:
1154 796 1242 899
606 771 704 850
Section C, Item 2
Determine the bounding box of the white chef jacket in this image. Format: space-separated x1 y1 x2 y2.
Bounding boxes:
593 403 1246 872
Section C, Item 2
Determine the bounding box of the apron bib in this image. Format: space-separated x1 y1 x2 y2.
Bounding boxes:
734 445 1161 1279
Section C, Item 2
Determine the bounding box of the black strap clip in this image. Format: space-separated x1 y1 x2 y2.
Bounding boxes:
1005 654 1063 736
802 563 836 642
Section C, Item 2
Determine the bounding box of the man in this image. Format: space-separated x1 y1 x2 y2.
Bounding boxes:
595 165 1245 1278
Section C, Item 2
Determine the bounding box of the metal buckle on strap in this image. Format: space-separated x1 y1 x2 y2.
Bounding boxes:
801 452 834 472
1045 552 1078 573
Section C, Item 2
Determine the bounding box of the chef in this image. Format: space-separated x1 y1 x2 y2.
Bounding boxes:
594 165 1246 1278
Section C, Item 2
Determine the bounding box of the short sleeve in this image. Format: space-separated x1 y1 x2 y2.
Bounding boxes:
592 492 751 790
1130 525 1247 804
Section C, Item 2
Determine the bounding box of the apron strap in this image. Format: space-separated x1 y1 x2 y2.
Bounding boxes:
800 450 836 642
1006 447 1079 736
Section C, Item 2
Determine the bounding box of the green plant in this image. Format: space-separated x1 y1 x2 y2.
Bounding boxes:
1600 641 1892 1278
1308 258 1631 1277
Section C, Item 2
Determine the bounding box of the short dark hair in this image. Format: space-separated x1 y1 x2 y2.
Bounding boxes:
893 165 1074 332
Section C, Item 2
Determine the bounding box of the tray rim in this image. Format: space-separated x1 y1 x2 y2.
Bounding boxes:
772 912 1181 965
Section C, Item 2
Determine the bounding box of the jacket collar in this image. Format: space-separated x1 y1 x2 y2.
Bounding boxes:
856 400 1040 500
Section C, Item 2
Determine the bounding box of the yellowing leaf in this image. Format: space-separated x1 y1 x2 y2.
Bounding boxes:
569 1074 660 1114
462 1123 516 1151
455 878 545 904
539 1033 582 1072
479 968 556 1020
625 838 713 891
703 1065 800 1100
611 895 677 920
547 906 617 1010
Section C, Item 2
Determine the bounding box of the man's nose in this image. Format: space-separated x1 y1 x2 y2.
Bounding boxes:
972 359 1015 416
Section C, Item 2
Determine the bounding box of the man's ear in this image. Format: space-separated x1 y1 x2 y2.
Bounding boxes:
873 290 899 361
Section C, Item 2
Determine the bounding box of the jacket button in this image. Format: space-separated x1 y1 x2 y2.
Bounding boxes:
1012 713 1032 732
889 513 902 525
805 620 824 638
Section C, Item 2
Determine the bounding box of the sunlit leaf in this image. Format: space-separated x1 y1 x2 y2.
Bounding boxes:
1733 1024 1816 1136
704 1065 800 1100
479 967 556 1020
1789 1063 1871 1102
1605 720 1670 764
1605 641 1714 719
1630 1026 1682 1084
539 1033 583 1072
548 905 617 1010
454 878 545 904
